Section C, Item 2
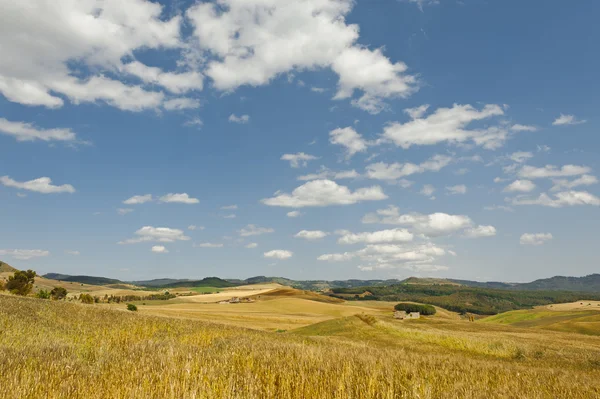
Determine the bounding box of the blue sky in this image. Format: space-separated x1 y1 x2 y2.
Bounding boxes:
0 0 598 281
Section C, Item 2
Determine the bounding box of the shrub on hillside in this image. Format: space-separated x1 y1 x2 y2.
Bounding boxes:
0 279 5 291
127 304 138 312
394 303 436 315
50 287 68 300
36 290 51 299
6 270 36 296
80 294 94 304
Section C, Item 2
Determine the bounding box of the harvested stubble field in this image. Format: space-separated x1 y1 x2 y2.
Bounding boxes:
1 294 600 398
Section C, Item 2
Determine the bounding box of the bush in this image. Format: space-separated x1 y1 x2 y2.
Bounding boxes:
6 270 36 296
127 304 138 312
0 279 5 291
36 290 51 299
394 302 436 315
50 287 68 300
80 294 94 304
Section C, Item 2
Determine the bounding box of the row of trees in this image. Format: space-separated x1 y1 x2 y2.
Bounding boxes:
1 269 68 300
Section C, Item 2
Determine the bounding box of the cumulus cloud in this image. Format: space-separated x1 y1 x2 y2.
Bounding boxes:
504 180 536 193
264 250 293 260
119 226 190 244
287 211 302 218
195 242 224 248
294 230 329 240
151 245 169 254
520 233 553 246
262 179 387 208
366 155 452 182
329 127 369 158
446 185 467 195
159 193 199 204
550 175 597 192
0 118 78 143
420 184 436 197
163 98 202 111
518 165 591 179
464 225 497 238
123 194 153 205
245 243 258 249
510 191 600 207
0 249 50 260
228 114 250 124
297 168 359 181
238 224 274 237
383 104 509 149
186 0 417 113
337 228 413 245
509 151 534 163
552 114 586 126
281 153 319 168
123 61 203 94
510 124 538 132
0 176 75 194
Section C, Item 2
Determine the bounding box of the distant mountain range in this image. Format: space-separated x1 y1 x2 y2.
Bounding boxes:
30 269 600 293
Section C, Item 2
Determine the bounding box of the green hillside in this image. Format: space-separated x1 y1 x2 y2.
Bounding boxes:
43 273 122 286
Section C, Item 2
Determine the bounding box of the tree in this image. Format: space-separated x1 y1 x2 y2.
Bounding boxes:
6 270 37 296
127 304 138 312
0 279 5 291
50 287 68 300
36 289 51 299
394 302 436 316
80 293 94 304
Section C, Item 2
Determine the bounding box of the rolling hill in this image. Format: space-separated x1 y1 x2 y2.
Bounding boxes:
43 273 123 286
0 261 17 273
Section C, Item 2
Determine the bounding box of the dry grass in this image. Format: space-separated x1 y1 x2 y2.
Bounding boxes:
1 294 600 398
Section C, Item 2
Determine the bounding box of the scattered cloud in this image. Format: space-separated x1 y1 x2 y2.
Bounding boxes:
151 245 169 254
329 127 369 158
552 114 586 126
446 184 467 195
119 226 190 244
294 230 329 240
510 191 600 208
464 225 497 238
239 224 275 237
520 233 553 246
484 205 514 212
222 214 237 219
281 153 319 168
0 118 78 142
366 155 452 182
518 165 591 179
264 250 293 260
163 97 202 111
188 225 205 231
228 114 250 124
245 243 258 249
287 211 302 218
159 193 199 204
297 168 359 181
195 242 224 248
509 151 534 163
117 208 134 215
262 179 387 208
504 180 536 193
550 175 597 192
510 124 538 132
65 250 80 256
123 194 153 205
0 176 75 194
221 205 238 210
0 249 50 260
337 228 413 245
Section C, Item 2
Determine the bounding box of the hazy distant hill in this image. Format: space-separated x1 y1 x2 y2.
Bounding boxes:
514 274 600 292
43 273 122 286
0 261 17 273
130 278 191 287
161 277 237 288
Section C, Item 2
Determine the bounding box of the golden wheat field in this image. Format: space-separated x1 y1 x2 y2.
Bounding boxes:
1 293 600 399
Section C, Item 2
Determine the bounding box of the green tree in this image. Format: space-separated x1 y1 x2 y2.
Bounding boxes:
80 293 94 304
36 289 51 299
394 303 436 315
127 303 138 312
6 270 37 296
50 287 68 300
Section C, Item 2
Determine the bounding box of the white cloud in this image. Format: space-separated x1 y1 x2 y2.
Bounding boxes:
366 154 452 182
552 114 586 126
228 114 250 124
159 193 199 204
281 153 319 168
65 250 80 256
184 117 204 128
362 206 485 237
222 214 236 219
337 228 413 245
403 264 449 273
239 224 274 237
383 104 509 150
262 179 387 208
0 118 78 143
420 184 436 197
294 230 329 240
317 252 354 262
119 226 190 245
195 242 224 248
0 249 50 260
520 233 553 246
287 211 302 218
446 185 467 195
163 98 202 111
518 165 591 179
188 225 205 231
509 151 534 163
264 250 293 260
329 127 369 158
0 1 182 111
484 205 514 212
123 61 203 94
464 225 497 238
221 205 238 210
186 0 417 113
123 194 153 205
297 168 359 181
117 208 134 215
245 243 258 249
0 176 75 194
510 124 538 132
151 245 169 254
400 0 440 11
504 180 536 193
550 175 597 192
510 191 600 208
